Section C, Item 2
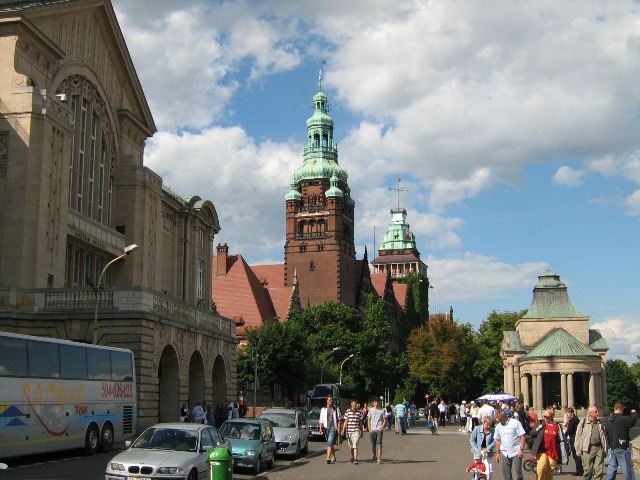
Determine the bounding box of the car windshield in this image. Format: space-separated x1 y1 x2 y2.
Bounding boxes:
307 410 320 420
258 413 296 428
131 427 198 452
220 422 261 440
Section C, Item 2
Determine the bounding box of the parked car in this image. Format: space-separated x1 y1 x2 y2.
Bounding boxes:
306 408 324 441
219 419 276 474
256 408 309 458
105 422 230 480
418 407 426 419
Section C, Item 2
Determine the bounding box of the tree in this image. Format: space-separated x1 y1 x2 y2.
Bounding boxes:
606 358 640 409
406 316 477 401
473 310 525 397
237 319 310 405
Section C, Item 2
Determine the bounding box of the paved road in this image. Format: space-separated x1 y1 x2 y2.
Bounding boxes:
248 420 582 480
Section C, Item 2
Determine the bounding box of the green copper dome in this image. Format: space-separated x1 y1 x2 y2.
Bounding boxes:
293 158 348 183
326 175 343 198
285 181 302 201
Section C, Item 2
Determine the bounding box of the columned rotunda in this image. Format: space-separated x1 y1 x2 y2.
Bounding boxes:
501 270 609 413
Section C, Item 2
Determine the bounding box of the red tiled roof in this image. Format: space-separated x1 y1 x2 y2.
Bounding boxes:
250 264 285 289
370 272 408 309
212 254 278 336
392 282 408 309
370 273 387 297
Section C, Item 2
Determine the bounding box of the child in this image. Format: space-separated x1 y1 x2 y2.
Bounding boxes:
466 454 487 479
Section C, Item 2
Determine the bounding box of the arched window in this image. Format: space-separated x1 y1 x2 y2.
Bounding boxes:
322 132 328 148
58 75 115 226
314 133 320 147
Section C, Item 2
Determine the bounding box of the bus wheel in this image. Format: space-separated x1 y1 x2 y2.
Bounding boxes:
85 424 99 455
99 423 114 453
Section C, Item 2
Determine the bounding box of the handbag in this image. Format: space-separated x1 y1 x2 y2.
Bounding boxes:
427 419 434 429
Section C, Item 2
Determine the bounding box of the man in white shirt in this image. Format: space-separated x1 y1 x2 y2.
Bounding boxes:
478 399 497 425
495 409 526 480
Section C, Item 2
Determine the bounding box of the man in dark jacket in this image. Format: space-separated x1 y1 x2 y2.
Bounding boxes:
565 407 583 476
604 403 637 480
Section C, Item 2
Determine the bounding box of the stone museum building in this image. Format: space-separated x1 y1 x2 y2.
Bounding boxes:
0 0 237 430
501 270 609 414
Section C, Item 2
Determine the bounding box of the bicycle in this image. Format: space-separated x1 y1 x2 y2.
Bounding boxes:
522 456 562 474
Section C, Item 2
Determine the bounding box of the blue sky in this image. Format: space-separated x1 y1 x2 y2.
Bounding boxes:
111 0 640 362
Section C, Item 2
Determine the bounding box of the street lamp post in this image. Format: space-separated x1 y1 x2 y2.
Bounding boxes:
320 346 340 383
339 354 354 385
429 284 437 314
92 244 138 344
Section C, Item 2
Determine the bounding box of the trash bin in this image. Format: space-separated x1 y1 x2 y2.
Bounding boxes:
207 446 233 480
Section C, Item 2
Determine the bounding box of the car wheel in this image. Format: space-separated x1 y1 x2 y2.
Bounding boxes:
293 441 300 459
99 422 114 453
84 424 99 455
267 452 275 469
253 457 261 475
186 469 198 480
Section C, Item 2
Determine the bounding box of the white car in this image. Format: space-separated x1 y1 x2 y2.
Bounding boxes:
105 422 231 480
256 408 309 458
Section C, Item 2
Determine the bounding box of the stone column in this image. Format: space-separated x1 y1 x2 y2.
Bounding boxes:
507 363 515 396
521 374 530 407
560 372 567 407
514 362 521 399
503 365 508 394
531 374 537 409
567 372 574 408
589 371 597 407
536 374 543 410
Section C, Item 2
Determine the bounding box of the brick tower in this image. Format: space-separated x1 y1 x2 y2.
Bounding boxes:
284 71 357 307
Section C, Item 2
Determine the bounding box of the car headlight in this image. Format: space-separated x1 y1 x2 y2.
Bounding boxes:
244 450 257 456
107 463 125 472
156 467 185 475
282 434 298 442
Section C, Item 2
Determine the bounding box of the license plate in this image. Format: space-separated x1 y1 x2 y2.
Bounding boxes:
125 477 151 480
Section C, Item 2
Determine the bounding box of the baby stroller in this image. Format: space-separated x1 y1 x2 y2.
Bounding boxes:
523 456 562 475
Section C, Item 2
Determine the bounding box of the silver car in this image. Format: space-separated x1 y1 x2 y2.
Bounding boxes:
105 423 230 480
256 408 309 458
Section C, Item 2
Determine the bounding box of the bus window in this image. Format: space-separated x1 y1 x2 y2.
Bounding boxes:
28 341 60 378
111 351 133 381
60 343 87 379
87 348 111 379
0 336 27 376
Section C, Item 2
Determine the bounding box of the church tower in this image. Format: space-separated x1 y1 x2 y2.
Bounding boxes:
284 71 357 307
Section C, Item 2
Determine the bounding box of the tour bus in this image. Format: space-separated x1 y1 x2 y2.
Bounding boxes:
0 331 136 459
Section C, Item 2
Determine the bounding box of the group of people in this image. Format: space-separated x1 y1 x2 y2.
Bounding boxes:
461 400 637 480
179 399 248 427
318 394 388 465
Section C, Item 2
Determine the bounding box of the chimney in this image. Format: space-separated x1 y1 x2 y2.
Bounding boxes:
216 243 229 276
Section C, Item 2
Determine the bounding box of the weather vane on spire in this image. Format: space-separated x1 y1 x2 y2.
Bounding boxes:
318 59 326 91
389 178 407 210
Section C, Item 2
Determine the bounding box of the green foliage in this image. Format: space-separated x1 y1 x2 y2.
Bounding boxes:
399 273 428 333
406 317 477 401
472 310 525 397
606 358 640 409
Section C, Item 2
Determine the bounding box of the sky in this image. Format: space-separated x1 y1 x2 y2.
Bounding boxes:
111 0 640 363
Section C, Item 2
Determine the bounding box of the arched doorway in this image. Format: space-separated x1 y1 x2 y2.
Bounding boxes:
188 350 206 408
211 355 227 406
158 345 179 423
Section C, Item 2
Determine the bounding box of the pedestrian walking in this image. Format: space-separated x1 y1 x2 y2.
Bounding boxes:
529 408 568 480
395 399 407 434
192 402 206 424
368 398 386 464
565 407 584 476
319 394 341 464
495 409 526 480
604 403 637 480
428 400 440 435
460 400 468 431
471 418 496 480
575 405 609 480
385 403 394 430
179 402 189 422
341 400 364 464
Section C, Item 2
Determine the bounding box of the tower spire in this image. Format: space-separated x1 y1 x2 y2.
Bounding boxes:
389 178 407 210
318 59 326 91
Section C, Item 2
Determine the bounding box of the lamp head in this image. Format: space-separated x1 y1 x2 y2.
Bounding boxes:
124 244 139 254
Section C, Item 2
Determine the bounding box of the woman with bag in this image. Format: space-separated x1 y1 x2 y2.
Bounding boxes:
471 418 496 480
529 408 568 480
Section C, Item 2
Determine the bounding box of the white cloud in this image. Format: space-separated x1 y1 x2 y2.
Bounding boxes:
591 317 640 363
552 166 587 187
623 190 640 216
426 253 547 302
